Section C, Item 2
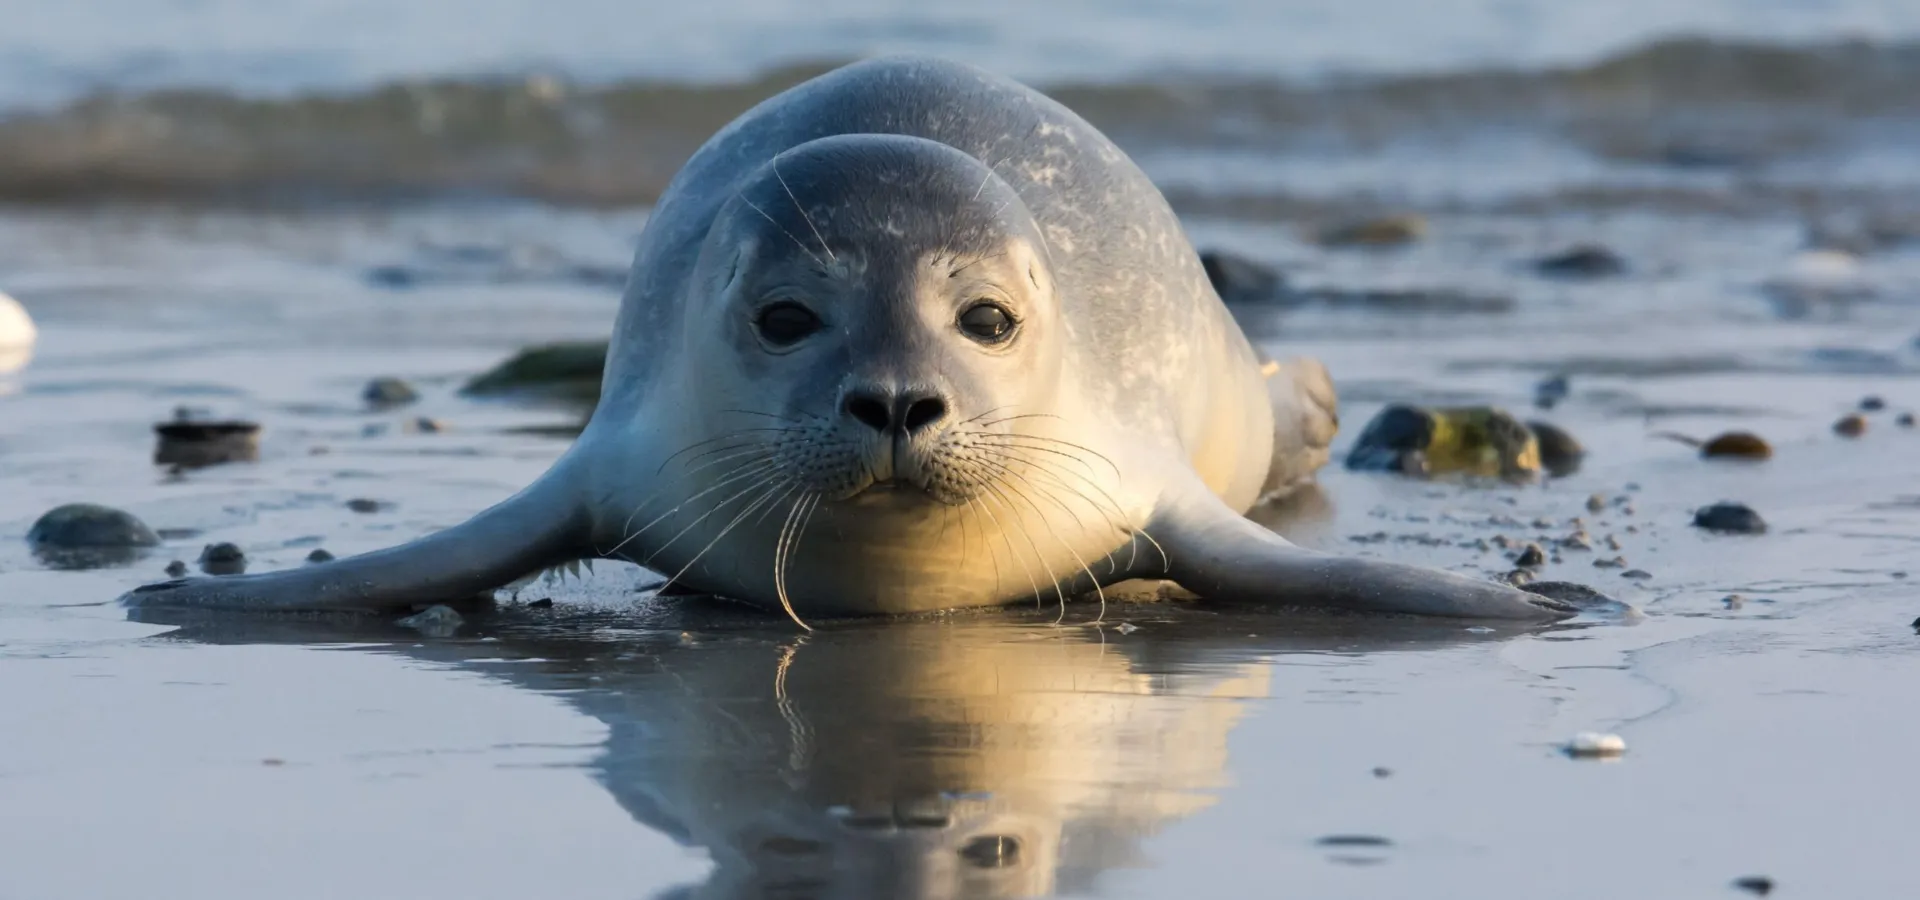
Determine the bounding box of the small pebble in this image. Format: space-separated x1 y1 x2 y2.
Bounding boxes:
1604 535 1622 551
1514 542 1547 567
305 548 335 564
1732 875 1774 896
1502 569 1535 587
1693 501 1767 535
261 758 286 767
197 542 247 575
1834 413 1868 437
1530 517 1554 529
346 498 384 514
409 416 446 434
1621 569 1653 580
1534 374 1570 409
1533 244 1627 279
1899 412 1916 428
527 597 555 609
1564 732 1627 758
1861 395 1886 412
1594 556 1627 569
1586 493 1607 513
1371 767 1392 778
1723 594 1746 609
164 560 188 577
1560 532 1592 551
1625 524 1640 533
1113 622 1140 635
1699 431 1772 460
362 377 418 408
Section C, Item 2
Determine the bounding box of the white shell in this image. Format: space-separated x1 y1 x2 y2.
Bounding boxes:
1566 731 1628 758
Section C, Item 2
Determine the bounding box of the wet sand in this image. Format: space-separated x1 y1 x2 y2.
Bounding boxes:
2 200 1918 898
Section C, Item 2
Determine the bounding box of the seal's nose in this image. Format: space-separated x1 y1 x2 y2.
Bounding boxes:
842 386 948 436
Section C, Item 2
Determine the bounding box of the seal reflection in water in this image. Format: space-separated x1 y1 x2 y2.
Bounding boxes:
139 604 1518 898
120 55 1583 622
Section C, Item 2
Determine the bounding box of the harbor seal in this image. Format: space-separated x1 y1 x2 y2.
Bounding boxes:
121 56 1578 623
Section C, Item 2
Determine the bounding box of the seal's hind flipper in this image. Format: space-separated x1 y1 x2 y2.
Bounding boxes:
119 476 588 613
1259 356 1339 499
1150 483 1575 621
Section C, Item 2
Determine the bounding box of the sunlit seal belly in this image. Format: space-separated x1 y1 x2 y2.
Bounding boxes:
120 56 1582 624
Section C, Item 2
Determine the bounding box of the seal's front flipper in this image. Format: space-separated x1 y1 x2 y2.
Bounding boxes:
1151 487 1576 621
119 476 588 613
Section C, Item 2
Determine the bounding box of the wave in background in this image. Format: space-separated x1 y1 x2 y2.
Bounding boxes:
3 37 1919 208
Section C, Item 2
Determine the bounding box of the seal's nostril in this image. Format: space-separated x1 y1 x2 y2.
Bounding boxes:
844 393 893 432
900 396 947 433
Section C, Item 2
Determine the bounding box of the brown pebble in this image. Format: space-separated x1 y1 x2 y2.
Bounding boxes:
1530 517 1554 529
1586 493 1606 513
1723 594 1746 609
1503 569 1535 587
1561 532 1592 551
1605 535 1622 551
1834 413 1868 437
1700 431 1772 459
1594 556 1627 569
1514 542 1547 567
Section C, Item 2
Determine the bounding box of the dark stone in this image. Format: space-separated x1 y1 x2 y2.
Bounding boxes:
1527 421 1584 477
1899 412 1916 428
305 548 335 564
346 498 384 514
527 597 555 609
362 377 418 408
1732 875 1774 896
1315 835 1393 848
197 542 247 575
164 560 188 578
1861 395 1887 412
1371 767 1392 778
1834 413 1868 437
460 341 607 404
1514 543 1547 567
28 503 160 548
154 419 261 468
958 835 1021 869
1692 501 1767 535
365 265 418 289
1699 431 1772 459
1199 249 1287 305
1621 569 1653 580
1534 244 1626 279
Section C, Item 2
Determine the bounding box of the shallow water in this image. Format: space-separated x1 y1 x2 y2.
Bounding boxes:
6 5 1920 897
3 197 1919 897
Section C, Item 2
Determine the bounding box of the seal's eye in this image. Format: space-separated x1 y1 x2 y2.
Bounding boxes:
756 301 823 346
958 302 1015 343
